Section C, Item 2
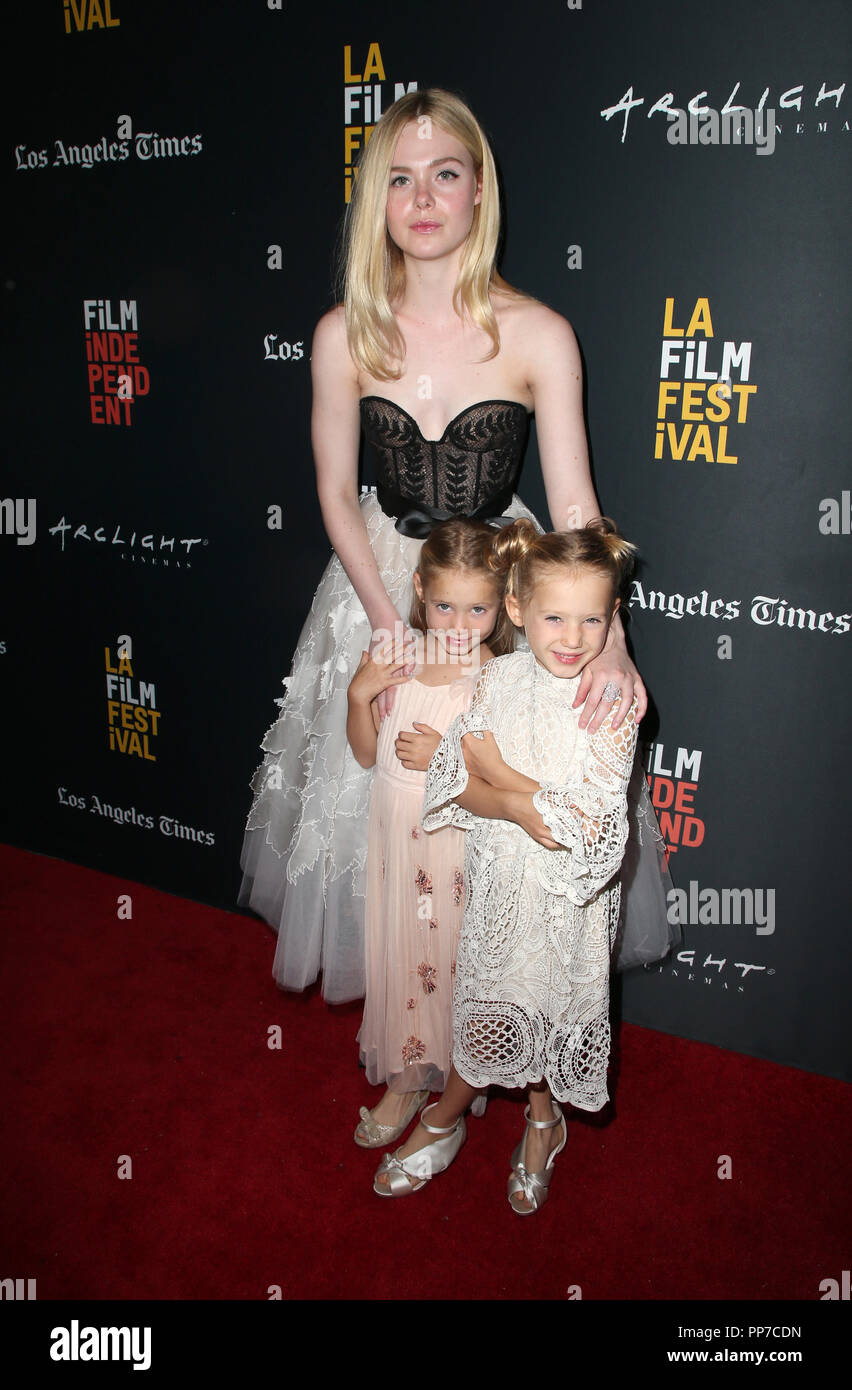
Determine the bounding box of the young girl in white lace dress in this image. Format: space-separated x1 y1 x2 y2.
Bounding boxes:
373 518 640 1211
346 519 516 1150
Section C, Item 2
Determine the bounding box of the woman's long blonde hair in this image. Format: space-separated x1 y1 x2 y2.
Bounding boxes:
339 88 527 381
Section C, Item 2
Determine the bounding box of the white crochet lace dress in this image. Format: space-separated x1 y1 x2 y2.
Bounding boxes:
422 649 639 1111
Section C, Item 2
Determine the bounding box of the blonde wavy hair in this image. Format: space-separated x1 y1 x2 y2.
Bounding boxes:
489 518 638 609
339 88 526 381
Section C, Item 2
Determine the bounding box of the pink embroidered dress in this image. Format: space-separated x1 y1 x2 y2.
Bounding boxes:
358 667 480 1094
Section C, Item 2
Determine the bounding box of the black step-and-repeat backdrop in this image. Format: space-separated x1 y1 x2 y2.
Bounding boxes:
4 1 850 1082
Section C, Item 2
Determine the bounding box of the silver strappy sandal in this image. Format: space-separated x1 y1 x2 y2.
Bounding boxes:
507 1102 567 1215
373 1102 466 1196
354 1088 431 1148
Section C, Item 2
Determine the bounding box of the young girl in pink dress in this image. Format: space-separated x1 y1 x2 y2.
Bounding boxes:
346 518 515 1148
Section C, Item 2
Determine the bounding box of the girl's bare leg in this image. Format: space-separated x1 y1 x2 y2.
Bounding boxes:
511 1079 566 1212
367 1086 424 1127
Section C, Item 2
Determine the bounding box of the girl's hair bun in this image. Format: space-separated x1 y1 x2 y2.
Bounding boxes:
488 516 637 604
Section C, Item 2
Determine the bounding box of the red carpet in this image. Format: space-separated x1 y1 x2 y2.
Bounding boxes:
1 842 849 1301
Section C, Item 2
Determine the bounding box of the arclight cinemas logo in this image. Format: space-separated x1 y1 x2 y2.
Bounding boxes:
48 513 206 567
601 77 847 142
50 1319 151 1370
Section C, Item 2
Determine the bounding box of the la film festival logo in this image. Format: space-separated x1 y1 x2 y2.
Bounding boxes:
14 113 202 174
57 640 213 842
84 299 149 426
655 298 756 466
343 43 416 201
62 0 120 32
105 638 161 760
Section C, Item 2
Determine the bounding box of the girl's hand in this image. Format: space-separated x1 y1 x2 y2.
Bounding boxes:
348 647 411 708
504 790 561 850
395 722 441 771
574 616 646 732
372 624 418 719
460 731 508 785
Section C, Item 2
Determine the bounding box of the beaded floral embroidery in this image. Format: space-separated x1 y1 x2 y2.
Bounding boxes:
415 867 432 895
402 1036 426 1065
452 868 464 905
417 962 438 994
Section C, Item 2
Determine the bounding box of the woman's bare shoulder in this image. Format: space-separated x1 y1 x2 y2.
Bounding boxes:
311 304 359 386
312 302 346 342
498 294 577 343
499 299 581 384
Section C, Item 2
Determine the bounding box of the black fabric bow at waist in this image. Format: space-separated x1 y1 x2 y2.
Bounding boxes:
376 482 517 539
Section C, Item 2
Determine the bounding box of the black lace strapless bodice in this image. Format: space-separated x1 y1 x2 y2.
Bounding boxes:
359 396 530 536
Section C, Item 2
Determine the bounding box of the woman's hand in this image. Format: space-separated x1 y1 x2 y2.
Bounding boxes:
395 722 441 771
372 623 418 719
460 731 509 785
574 614 646 732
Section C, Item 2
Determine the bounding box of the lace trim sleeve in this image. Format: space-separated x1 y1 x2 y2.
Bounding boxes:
532 698 640 903
421 660 496 832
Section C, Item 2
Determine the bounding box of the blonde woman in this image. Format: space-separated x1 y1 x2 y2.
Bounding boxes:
239 91 671 1105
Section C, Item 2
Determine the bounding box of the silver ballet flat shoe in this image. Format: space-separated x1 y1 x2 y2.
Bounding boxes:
354 1087 431 1148
507 1102 567 1215
373 1102 467 1196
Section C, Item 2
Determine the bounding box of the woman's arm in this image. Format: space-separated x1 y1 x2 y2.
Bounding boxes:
521 307 600 532
520 303 647 731
311 308 401 634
